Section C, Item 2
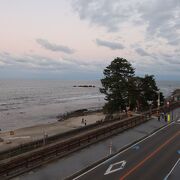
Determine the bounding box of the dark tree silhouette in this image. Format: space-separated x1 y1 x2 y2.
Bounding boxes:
100 57 135 113
100 57 164 114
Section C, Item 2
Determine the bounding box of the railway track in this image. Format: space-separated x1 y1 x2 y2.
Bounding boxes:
0 102 179 179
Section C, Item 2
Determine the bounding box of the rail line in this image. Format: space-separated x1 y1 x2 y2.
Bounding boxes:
0 102 179 179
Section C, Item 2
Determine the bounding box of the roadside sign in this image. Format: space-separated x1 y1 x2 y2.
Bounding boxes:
167 114 170 123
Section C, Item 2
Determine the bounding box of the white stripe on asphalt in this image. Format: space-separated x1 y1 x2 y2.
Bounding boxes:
163 158 180 180
73 122 174 180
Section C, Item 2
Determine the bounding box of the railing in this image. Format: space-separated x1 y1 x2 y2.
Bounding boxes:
0 101 179 179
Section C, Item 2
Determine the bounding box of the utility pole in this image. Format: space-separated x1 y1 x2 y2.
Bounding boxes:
158 92 160 110
157 92 160 118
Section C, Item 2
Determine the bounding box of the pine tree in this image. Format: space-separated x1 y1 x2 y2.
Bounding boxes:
100 57 135 113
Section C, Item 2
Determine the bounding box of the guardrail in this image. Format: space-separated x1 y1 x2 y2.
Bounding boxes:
0 101 179 179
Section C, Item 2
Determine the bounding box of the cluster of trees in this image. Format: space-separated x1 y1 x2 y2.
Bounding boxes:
100 57 164 114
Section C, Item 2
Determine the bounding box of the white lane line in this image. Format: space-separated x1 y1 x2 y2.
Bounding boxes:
73 122 174 180
164 158 180 180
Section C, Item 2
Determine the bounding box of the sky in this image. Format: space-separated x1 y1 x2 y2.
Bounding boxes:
0 0 180 80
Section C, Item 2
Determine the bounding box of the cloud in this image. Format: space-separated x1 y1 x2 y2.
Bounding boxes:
161 53 180 65
168 38 180 46
0 51 107 79
36 38 75 54
72 0 180 79
139 0 180 44
135 48 150 56
72 0 137 32
0 52 103 73
72 0 180 45
0 52 73 70
132 54 180 77
0 52 66 70
95 38 125 50
175 49 180 53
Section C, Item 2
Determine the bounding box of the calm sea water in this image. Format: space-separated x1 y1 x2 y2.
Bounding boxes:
0 80 179 131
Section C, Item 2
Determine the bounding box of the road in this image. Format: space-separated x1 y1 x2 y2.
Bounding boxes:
74 122 180 180
16 109 180 180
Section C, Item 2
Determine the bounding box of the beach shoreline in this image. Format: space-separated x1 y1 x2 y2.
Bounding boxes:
0 96 105 131
0 80 180 131
0 109 106 152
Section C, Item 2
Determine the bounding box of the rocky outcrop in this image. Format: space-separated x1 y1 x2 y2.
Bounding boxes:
73 85 96 88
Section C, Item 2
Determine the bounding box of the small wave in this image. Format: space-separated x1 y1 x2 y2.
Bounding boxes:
0 106 21 111
12 96 34 101
0 108 9 112
53 94 105 103
0 102 21 106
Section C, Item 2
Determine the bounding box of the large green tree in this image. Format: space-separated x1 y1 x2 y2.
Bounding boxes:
100 57 135 113
100 58 164 114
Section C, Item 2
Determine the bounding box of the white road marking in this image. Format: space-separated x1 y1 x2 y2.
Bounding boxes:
163 158 180 180
104 160 126 175
73 122 174 180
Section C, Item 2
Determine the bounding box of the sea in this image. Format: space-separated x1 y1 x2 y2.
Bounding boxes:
0 80 179 131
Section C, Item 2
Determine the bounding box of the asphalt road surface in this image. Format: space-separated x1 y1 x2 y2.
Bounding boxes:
74 122 180 180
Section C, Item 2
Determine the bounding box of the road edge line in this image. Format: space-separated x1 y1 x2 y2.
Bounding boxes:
65 122 174 180
163 158 180 180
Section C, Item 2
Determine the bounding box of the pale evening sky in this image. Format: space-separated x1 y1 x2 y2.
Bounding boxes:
0 0 180 80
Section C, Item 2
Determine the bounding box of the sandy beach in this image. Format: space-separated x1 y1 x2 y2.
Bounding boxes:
0 111 105 152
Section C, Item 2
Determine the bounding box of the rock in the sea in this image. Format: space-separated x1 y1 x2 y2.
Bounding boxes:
73 85 95 88
57 109 88 121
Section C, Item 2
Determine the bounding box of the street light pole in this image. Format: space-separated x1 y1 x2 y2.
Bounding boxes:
158 92 160 110
157 92 160 119
171 95 174 121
